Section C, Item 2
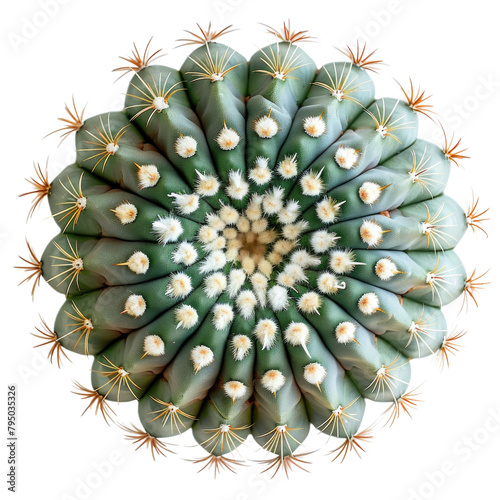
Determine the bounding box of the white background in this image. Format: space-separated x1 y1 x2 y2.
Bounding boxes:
1 0 499 499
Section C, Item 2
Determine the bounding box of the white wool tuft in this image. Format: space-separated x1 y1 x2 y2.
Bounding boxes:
290 250 321 268
359 181 383 205
216 124 240 150
203 236 227 252
199 250 227 273
375 258 399 280
335 145 359 169
212 304 234 330
249 157 273 185
267 285 289 311
251 218 268 234
123 294 146 317
206 213 226 231
303 115 326 137
174 135 197 158
236 216 250 233
195 171 220 197
303 362 327 385
169 193 200 215
297 291 322 314
278 200 301 224
360 219 385 247
231 334 252 361
329 249 360 274
283 263 307 283
254 319 277 350
197 225 218 244
223 227 237 240
358 292 381 315
226 170 249 200
262 187 285 215
136 164 160 189
245 194 263 220
165 272 192 298
219 205 239 225
317 272 343 294
282 220 309 241
277 154 298 179
300 169 325 196
273 239 296 256
310 230 339 253
113 202 138 225
335 321 357 344
172 241 198 266
257 259 273 277
315 197 344 223
236 290 257 319
284 322 310 352
261 369 286 393
143 335 165 356
223 381 248 401
126 251 149 274
253 115 279 138
190 345 214 372
175 304 198 329
204 272 228 298
152 216 183 245
227 269 246 297
251 272 268 306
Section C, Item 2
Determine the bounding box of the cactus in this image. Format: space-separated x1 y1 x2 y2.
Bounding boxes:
19 22 488 475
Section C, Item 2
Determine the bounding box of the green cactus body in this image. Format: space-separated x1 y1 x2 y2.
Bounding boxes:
21 24 485 475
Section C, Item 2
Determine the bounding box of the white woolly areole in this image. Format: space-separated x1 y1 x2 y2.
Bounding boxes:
253 115 279 138
204 272 228 298
261 369 286 393
236 290 257 319
298 291 322 314
316 197 343 223
251 272 268 306
143 335 165 356
236 216 250 233
126 251 149 274
251 218 268 234
226 170 249 200
249 158 273 185
166 273 192 298
335 145 359 169
198 225 218 244
204 236 226 252
359 181 382 205
278 200 301 224
200 250 227 273
375 258 399 280
206 213 226 231
311 230 339 253
300 169 325 196
106 142 119 154
195 171 220 197
277 154 298 179
231 334 252 361
172 242 198 266
258 259 273 277
330 250 357 274
175 304 198 329
174 135 197 158
273 239 295 255
223 227 237 239
216 125 240 150
212 303 234 330
190 345 214 372
317 272 342 294
152 216 183 244
254 319 277 350
303 362 327 385
303 115 326 137
123 294 146 317
169 193 200 215
227 269 246 297
335 321 357 344
284 264 307 283
262 187 285 215
153 96 168 111
113 202 137 224
137 164 160 188
358 292 381 315
282 220 309 241
284 322 310 347
245 196 263 220
291 250 321 268
219 205 239 225
223 381 247 401
360 220 384 247
267 285 289 311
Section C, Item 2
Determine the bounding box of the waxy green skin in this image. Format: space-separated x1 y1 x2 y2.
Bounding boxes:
34 35 472 464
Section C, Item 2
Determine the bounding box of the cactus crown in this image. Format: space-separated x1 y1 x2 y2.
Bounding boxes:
20 22 488 476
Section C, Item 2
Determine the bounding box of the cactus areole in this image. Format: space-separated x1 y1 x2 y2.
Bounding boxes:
20 23 488 475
